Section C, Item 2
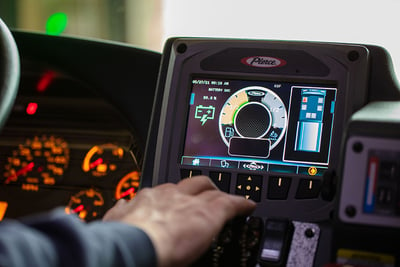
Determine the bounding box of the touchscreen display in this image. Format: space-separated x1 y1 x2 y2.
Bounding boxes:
181 77 337 176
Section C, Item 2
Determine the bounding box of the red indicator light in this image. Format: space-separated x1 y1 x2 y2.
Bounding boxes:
26 103 38 115
37 71 56 92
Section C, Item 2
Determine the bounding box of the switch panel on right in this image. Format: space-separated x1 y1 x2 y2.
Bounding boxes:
339 136 400 228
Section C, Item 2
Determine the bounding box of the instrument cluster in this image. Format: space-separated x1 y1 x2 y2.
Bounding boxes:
0 132 140 222
0 62 144 222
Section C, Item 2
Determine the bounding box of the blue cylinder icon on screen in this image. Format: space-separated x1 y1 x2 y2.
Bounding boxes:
294 89 326 152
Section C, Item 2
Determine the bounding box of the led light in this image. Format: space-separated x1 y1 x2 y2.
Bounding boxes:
37 71 56 92
26 102 38 115
308 167 318 176
46 12 68 36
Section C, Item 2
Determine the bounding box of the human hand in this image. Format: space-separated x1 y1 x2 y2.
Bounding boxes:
103 175 256 267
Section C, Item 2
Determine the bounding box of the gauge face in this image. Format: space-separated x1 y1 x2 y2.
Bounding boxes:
65 188 104 221
82 144 125 177
219 86 288 150
3 135 69 186
115 171 140 200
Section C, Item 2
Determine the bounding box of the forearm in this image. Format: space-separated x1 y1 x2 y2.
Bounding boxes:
0 208 157 267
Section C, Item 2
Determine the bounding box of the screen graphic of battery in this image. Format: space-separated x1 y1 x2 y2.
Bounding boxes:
294 89 326 152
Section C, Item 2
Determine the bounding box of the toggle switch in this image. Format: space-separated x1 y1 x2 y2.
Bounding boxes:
268 176 291 200
259 218 294 266
295 179 322 199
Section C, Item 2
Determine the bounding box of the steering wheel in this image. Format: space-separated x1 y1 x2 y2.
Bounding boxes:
0 18 20 131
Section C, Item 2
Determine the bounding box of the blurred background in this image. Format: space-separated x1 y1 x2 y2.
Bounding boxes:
1 0 399 79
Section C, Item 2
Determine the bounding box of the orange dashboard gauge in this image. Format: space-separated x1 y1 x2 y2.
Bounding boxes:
0 201 8 221
3 135 69 189
115 171 141 200
65 188 104 222
82 144 125 177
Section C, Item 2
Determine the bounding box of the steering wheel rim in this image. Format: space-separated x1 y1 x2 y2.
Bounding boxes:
0 18 20 131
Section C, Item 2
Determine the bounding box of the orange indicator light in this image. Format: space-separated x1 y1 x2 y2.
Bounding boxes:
96 164 107 173
308 167 318 176
79 210 87 220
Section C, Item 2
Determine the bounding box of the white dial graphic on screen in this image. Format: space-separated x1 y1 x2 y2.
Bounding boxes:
219 86 288 150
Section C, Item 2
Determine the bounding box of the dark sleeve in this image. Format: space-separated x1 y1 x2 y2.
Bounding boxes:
0 208 157 267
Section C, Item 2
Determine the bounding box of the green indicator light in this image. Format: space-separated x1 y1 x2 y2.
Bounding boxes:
46 12 68 35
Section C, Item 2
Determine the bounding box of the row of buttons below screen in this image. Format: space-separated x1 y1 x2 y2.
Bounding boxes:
181 169 321 202
181 157 325 177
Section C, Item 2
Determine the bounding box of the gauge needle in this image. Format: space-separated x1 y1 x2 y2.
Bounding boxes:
72 204 84 213
119 187 135 199
89 158 103 170
5 162 35 184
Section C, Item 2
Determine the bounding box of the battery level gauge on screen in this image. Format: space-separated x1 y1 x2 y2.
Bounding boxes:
219 86 288 157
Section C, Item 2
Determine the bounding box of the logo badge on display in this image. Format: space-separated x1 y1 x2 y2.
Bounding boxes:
242 162 264 171
241 56 287 68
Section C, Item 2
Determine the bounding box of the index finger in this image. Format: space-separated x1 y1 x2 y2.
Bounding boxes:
177 175 218 195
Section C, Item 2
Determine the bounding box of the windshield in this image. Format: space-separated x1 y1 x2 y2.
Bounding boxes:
1 0 400 79
0 0 163 52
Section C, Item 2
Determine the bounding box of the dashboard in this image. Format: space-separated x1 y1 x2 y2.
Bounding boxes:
1 31 400 267
143 38 400 266
0 31 161 221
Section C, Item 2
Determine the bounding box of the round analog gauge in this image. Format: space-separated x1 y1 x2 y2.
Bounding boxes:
219 86 288 150
115 171 140 201
65 188 104 222
3 135 69 186
82 144 125 177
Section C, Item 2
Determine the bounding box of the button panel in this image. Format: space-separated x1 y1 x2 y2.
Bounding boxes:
180 168 325 202
235 174 262 202
370 157 399 213
180 169 202 179
209 171 231 193
339 136 400 228
267 176 292 200
295 179 322 199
